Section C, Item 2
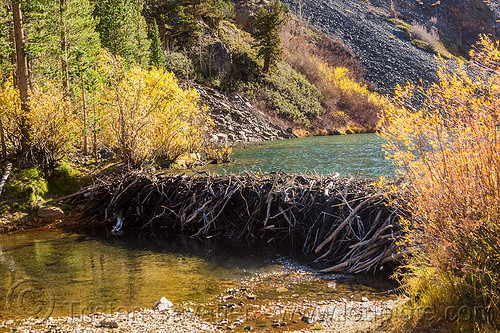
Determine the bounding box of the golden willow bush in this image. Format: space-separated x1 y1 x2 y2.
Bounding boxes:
0 51 212 169
315 60 388 130
379 35 500 331
0 78 77 168
28 84 78 167
0 77 22 152
98 51 212 166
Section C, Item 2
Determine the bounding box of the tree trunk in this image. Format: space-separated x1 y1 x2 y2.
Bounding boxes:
390 0 397 19
156 0 168 50
8 13 16 80
92 94 97 159
0 119 7 160
60 0 70 96
12 2 30 154
263 56 270 74
81 78 88 155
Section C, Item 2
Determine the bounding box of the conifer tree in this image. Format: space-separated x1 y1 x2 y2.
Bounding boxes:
143 0 229 49
147 23 165 68
94 0 150 67
3 0 101 93
252 0 286 74
0 3 14 77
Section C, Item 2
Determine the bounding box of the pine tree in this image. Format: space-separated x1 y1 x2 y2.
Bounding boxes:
147 23 165 68
143 0 228 49
252 0 286 74
0 3 14 77
3 0 101 92
94 0 150 67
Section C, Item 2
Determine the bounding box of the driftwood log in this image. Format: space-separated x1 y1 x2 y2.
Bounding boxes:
65 171 403 274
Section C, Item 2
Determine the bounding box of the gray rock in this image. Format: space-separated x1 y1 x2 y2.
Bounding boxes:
216 133 228 142
98 147 115 160
153 297 173 311
98 320 118 329
329 129 342 135
238 132 248 141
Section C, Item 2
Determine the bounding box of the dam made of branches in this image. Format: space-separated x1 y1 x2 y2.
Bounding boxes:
65 172 403 274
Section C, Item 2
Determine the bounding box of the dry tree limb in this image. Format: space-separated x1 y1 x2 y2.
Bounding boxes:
314 197 372 254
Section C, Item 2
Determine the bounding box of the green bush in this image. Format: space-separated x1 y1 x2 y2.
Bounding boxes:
263 62 324 124
386 18 412 34
164 52 196 79
411 39 434 53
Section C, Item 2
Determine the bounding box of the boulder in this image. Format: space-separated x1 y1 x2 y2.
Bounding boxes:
206 41 233 76
153 297 173 311
216 133 228 142
328 129 342 135
38 207 65 222
98 147 115 160
98 320 118 329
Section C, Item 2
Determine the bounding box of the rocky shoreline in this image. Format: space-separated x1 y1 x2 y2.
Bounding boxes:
0 261 400 332
0 299 398 333
197 84 295 145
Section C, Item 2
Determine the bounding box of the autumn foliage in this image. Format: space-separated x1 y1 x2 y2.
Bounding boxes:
379 36 500 331
97 51 212 166
0 51 212 169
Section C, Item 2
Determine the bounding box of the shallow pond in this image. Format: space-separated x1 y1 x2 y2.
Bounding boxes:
199 134 394 179
0 230 395 320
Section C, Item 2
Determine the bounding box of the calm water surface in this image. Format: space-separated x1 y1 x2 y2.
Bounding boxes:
200 134 394 178
0 230 394 320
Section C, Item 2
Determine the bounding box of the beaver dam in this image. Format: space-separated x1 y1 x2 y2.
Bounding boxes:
64 172 404 274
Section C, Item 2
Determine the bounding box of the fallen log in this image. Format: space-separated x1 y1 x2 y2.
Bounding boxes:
0 161 12 197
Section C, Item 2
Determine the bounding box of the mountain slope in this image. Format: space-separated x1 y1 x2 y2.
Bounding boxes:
282 0 497 94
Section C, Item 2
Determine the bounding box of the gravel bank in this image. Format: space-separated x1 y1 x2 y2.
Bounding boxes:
1 264 400 332
0 299 399 333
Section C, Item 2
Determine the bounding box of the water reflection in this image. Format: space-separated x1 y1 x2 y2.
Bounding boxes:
0 230 396 321
0 230 278 319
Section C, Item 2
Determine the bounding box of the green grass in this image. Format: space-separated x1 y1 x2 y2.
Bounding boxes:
411 39 434 53
386 18 412 34
1 167 48 213
48 161 89 196
0 161 90 220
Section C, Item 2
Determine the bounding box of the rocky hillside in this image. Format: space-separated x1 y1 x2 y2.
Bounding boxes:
196 84 294 144
282 0 497 94
178 0 498 142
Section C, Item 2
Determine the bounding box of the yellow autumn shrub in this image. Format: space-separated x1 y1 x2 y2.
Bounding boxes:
98 51 212 166
316 60 388 130
0 77 22 154
379 35 500 331
28 83 78 167
0 77 77 167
